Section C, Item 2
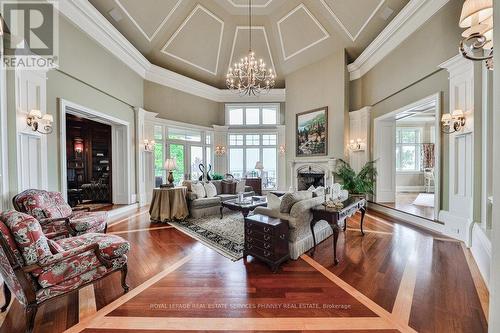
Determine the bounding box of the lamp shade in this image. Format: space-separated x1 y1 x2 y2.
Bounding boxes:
42 114 53 123
441 113 452 123
459 0 493 28
29 109 42 118
254 161 264 170
164 158 177 170
452 109 464 118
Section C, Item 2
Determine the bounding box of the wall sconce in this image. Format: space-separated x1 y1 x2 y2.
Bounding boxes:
441 109 466 134
143 139 155 152
215 145 226 156
348 138 365 152
74 138 84 154
26 109 53 134
279 144 286 155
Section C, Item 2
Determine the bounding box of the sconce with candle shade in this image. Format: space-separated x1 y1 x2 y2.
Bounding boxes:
162 159 178 188
215 145 226 156
279 144 286 155
26 109 54 134
348 138 365 152
74 138 84 155
143 139 155 152
441 109 466 134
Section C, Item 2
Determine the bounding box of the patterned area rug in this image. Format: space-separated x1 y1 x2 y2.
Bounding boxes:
169 212 245 261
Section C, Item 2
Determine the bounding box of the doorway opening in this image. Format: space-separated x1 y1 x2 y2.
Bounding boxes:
66 114 112 208
374 93 441 221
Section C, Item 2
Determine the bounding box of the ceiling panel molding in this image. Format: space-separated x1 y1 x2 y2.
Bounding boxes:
227 0 273 8
348 0 450 81
319 0 385 42
277 3 330 61
114 0 182 42
228 26 276 74
161 4 224 76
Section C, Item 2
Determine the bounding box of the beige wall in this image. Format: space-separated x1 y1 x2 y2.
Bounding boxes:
43 16 143 193
349 1 463 210
144 80 223 127
285 50 349 186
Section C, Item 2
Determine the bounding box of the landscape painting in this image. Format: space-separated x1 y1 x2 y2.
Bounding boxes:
296 107 328 157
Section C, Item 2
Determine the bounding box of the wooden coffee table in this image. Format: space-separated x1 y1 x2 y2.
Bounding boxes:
310 197 366 265
220 198 267 218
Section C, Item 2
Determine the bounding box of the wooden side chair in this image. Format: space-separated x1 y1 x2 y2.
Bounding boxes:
13 189 108 236
0 210 129 333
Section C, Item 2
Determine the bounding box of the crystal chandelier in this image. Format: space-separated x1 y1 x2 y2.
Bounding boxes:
226 0 275 95
459 0 493 70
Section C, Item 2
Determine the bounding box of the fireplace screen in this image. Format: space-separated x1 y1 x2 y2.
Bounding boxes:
297 167 325 191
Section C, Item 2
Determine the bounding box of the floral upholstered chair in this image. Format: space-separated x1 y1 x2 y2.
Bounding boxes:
13 189 108 236
0 210 129 333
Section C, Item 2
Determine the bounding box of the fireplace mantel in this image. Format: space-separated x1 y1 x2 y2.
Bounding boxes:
289 158 338 192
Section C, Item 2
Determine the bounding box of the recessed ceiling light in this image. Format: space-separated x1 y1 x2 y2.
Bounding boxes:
108 7 123 22
380 6 394 21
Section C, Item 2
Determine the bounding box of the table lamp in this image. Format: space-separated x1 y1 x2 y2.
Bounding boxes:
164 158 178 188
254 161 264 178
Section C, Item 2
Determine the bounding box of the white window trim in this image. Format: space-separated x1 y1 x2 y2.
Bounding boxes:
228 131 278 190
396 127 423 173
225 103 280 127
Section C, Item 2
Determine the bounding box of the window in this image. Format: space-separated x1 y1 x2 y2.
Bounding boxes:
396 128 422 172
228 133 278 189
153 124 213 185
226 104 279 126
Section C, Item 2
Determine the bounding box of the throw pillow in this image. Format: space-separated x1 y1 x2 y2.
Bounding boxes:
221 180 237 194
204 182 217 198
280 191 313 214
307 185 315 191
235 180 246 193
191 182 206 199
312 186 325 198
267 193 281 211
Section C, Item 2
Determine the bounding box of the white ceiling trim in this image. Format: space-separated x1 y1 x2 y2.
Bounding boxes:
227 0 273 8
277 3 330 61
161 4 224 76
319 0 385 42
114 0 182 42
146 65 285 102
347 0 450 81
228 26 276 75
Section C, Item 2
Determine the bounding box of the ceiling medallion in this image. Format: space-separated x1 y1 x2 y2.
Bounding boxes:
226 0 276 95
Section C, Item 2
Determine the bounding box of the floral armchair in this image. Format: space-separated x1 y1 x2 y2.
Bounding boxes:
13 189 108 236
0 210 129 333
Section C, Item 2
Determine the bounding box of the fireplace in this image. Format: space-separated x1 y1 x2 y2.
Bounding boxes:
297 165 325 191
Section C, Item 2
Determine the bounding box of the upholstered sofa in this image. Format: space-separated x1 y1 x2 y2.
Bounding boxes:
13 189 108 236
183 180 255 218
0 210 129 333
254 193 332 260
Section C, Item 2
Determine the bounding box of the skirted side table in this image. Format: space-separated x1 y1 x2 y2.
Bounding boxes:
149 186 188 222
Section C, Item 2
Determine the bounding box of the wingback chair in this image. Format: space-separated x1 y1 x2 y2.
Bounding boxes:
0 210 129 333
13 189 108 236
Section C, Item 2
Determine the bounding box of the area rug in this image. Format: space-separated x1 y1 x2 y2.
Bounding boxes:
169 212 244 261
412 193 435 207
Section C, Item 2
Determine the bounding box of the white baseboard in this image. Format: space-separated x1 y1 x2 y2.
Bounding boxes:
396 186 434 193
108 203 140 220
368 202 443 234
470 225 491 289
439 210 473 243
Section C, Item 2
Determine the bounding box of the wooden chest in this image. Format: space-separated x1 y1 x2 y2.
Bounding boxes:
244 214 289 272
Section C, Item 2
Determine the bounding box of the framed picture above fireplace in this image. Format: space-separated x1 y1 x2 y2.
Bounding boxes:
296 107 328 157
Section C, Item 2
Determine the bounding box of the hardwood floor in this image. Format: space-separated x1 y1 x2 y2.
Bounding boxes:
0 206 488 332
379 193 435 220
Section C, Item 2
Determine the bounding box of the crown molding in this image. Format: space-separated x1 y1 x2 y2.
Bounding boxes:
146 65 285 103
58 0 150 77
347 0 450 81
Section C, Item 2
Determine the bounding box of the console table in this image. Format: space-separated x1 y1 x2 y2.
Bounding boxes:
310 197 366 265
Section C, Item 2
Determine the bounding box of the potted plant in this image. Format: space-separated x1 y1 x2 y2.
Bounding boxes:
333 159 377 198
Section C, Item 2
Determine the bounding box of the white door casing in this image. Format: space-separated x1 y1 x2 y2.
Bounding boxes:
374 119 396 203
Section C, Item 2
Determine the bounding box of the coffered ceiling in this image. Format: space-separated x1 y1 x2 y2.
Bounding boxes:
89 0 409 89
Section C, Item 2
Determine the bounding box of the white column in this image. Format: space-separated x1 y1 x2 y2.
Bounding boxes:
135 108 158 206
0 46 8 209
277 125 286 190
438 55 476 244
349 107 371 172
213 125 228 175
